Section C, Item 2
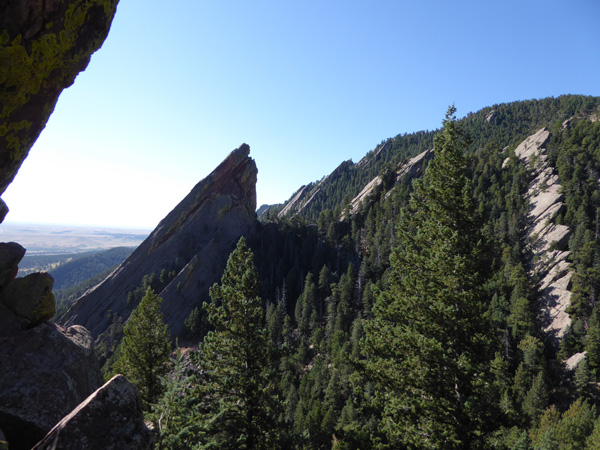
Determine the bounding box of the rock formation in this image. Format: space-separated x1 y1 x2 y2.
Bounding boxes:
0 301 103 450
0 2 145 448
33 375 154 450
348 149 431 216
514 128 574 344
63 144 259 338
0 0 119 194
278 160 353 218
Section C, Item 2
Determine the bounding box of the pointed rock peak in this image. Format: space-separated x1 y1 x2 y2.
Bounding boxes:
62 143 259 339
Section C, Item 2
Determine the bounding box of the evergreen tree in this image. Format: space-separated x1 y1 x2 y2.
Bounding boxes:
113 287 172 407
362 106 498 449
193 237 285 449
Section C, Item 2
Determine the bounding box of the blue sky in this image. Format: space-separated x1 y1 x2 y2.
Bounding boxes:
3 0 600 228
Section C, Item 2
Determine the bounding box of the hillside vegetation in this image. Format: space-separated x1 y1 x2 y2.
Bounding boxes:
109 95 600 449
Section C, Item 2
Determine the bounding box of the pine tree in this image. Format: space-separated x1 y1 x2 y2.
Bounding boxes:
113 287 172 407
193 237 285 449
362 106 498 449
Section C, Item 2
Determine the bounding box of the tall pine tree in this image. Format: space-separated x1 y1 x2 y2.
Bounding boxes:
362 106 498 449
113 287 172 407
193 237 284 450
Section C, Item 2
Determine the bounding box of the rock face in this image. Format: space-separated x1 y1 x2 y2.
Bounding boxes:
0 0 119 195
348 149 432 216
514 128 573 343
2 272 55 327
33 375 154 450
278 160 353 218
63 144 259 338
0 303 102 450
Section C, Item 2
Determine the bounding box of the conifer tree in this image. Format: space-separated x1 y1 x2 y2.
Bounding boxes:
362 106 498 449
193 237 284 450
113 287 172 407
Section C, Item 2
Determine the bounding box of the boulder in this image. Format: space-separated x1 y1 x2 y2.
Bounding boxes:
33 375 154 450
0 303 102 450
1 272 55 327
0 242 26 288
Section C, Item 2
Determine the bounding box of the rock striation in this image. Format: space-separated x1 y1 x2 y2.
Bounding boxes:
63 144 259 338
33 375 154 450
514 128 573 343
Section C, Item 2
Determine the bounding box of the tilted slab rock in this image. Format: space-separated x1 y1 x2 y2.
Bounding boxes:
540 262 571 291
514 128 550 164
532 203 565 233
350 149 431 215
33 375 154 450
532 249 570 278
536 224 571 253
63 145 259 339
539 286 572 339
528 185 564 220
514 128 573 344
0 303 102 450
552 272 573 291
565 352 587 371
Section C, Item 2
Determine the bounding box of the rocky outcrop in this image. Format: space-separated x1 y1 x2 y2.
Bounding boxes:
348 149 432 215
0 242 26 287
2 272 55 327
515 128 573 343
63 144 259 338
0 302 102 450
278 160 353 218
33 375 154 450
0 0 119 195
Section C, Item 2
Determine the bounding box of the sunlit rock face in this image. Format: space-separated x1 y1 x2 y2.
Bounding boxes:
514 128 574 344
0 0 119 196
63 144 259 338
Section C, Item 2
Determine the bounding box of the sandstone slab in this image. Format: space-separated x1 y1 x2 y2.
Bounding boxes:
514 128 550 164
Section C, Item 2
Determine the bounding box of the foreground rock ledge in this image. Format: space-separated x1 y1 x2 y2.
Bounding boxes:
33 375 154 450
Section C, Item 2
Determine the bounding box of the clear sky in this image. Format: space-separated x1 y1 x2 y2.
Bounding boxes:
3 0 600 228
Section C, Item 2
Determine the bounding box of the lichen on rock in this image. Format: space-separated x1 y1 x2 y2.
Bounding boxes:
0 0 119 195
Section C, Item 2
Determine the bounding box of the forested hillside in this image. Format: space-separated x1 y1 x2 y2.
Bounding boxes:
111 95 600 449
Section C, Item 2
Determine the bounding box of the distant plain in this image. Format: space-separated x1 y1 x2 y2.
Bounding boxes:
0 222 149 255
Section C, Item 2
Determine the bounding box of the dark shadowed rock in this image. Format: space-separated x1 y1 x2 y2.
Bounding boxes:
0 303 102 450
0 199 8 224
0 242 26 288
0 0 120 195
1 272 55 327
33 374 154 450
63 144 259 338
